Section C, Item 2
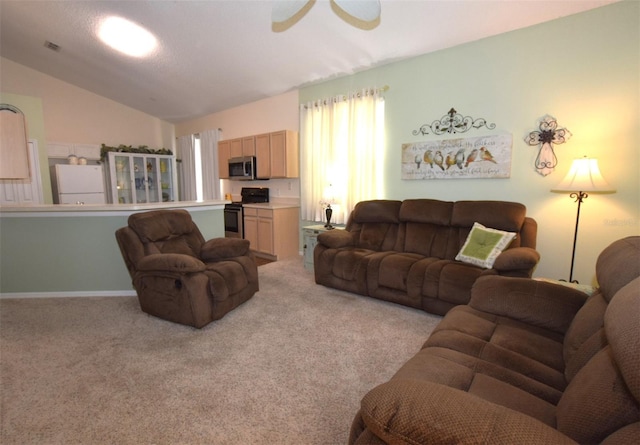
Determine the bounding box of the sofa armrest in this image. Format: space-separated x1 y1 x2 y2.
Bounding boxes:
317 229 355 249
493 247 540 273
137 253 206 273
359 379 577 445
469 275 588 334
200 238 250 261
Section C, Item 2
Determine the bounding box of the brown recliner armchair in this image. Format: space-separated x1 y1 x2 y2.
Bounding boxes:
116 209 259 328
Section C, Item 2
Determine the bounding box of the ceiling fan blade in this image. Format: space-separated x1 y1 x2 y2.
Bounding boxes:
330 0 381 30
272 0 316 32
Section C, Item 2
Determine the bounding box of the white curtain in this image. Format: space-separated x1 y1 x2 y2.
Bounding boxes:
300 88 385 224
176 134 196 201
200 128 221 200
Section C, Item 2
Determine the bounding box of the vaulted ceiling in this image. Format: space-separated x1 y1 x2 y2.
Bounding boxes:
0 1 617 123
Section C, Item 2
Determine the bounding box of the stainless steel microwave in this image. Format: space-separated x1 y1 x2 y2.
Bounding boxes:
228 156 256 180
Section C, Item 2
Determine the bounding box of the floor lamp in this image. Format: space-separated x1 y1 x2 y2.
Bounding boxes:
551 156 615 283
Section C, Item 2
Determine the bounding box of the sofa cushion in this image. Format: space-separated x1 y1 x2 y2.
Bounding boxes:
398 199 453 259
128 209 204 257
451 200 526 233
357 223 397 251
419 306 567 405
393 344 561 423
398 199 453 225
358 380 577 445
366 252 425 308
421 259 486 307
351 200 402 224
556 346 639 443
200 237 250 261
129 209 195 242
563 237 640 381
605 277 640 403
596 237 640 303
455 222 516 268
205 259 252 300
349 200 402 252
348 200 402 251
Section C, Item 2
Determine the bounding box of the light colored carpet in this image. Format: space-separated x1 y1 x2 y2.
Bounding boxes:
1 258 441 445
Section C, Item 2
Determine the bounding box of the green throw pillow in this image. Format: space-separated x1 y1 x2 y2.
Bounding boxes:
455 222 516 268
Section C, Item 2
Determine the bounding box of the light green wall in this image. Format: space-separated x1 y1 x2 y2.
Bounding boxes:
0 209 224 294
299 1 639 285
0 92 52 203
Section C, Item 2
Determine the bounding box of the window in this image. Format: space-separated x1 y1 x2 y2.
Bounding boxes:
300 88 385 224
194 135 203 202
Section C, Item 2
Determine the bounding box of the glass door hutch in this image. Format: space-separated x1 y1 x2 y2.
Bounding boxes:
106 152 177 204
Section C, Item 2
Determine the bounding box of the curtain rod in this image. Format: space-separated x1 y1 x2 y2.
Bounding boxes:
302 85 389 109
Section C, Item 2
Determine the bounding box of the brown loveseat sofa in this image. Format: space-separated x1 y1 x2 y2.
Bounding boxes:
349 236 640 444
314 199 539 315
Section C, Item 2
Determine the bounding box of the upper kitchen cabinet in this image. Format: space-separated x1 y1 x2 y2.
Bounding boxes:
0 105 30 179
229 136 255 158
218 140 230 179
256 130 298 179
47 142 101 161
229 138 243 158
218 137 256 178
218 130 298 180
242 136 256 157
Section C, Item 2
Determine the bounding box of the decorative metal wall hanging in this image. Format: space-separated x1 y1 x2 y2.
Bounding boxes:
524 115 572 177
412 108 496 136
401 134 512 180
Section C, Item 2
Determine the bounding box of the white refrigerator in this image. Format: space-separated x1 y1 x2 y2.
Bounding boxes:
54 164 106 204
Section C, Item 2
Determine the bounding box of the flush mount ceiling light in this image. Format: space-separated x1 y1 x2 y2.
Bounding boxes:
98 16 157 57
272 0 381 32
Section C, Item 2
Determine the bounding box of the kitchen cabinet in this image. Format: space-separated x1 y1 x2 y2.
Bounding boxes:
255 130 299 179
243 206 299 260
219 130 299 180
230 138 243 158
218 137 256 178
218 140 230 178
242 136 255 157
106 152 177 204
47 142 100 161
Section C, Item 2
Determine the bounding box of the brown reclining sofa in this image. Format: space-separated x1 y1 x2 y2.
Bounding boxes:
314 199 540 315
349 236 640 444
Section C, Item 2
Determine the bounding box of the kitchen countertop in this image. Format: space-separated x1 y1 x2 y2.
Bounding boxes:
243 202 300 210
0 198 301 215
0 200 226 216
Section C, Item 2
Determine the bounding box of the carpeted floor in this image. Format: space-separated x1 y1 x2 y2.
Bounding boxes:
0 258 441 445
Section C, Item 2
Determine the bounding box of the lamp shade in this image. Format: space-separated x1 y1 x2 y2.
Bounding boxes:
551 157 615 193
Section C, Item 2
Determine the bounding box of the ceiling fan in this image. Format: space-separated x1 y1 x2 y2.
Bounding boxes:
272 0 381 32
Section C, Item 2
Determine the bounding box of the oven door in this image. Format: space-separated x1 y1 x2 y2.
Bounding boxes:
224 205 243 238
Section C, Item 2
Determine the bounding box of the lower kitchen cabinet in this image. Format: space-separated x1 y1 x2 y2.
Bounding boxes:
244 206 299 260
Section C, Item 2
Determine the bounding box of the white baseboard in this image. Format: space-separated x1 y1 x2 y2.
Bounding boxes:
0 290 137 299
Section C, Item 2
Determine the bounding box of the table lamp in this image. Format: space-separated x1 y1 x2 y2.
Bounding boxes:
321 184 336 230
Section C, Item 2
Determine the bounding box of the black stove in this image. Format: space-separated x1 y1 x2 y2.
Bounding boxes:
240 187 269 204
224 187 269 238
